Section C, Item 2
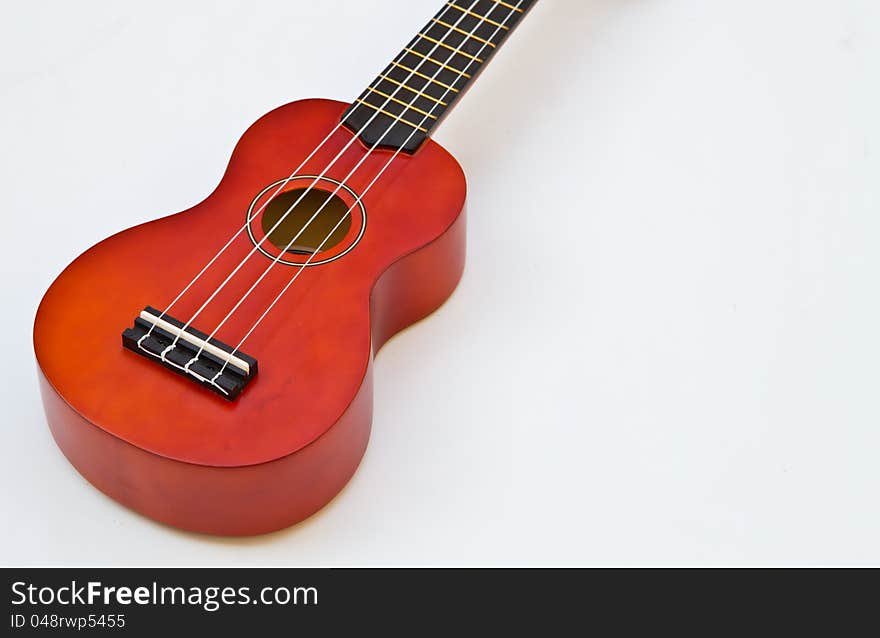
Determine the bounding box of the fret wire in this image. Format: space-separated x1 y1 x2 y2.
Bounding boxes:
346 0 533 153
492 0 524 13
354 99 429 133
390 61 461 93
417 33 485 63
404 47 472 79
445 2 510 31
431 18 497 48
365 87 438 119
378 73 448 106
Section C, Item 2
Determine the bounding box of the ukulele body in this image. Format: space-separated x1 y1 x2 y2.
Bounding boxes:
33 98 467 535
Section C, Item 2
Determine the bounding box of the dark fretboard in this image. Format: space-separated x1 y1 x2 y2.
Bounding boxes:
341 0 537 155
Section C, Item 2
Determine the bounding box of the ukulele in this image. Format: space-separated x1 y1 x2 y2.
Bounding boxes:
34 0 537 535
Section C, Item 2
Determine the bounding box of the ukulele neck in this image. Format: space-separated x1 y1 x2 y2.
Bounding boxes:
341 0 537 155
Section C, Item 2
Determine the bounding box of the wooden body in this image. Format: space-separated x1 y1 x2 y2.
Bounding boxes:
33 99 467 535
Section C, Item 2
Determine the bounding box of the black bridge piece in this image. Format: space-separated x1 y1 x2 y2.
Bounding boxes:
122 306 258 400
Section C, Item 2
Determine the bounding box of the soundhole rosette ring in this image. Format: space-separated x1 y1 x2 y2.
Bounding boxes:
246 175 367 267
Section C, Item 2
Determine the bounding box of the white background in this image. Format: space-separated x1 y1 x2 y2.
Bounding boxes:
1 0 878 566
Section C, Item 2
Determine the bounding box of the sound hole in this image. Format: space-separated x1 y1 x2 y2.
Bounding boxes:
261 188 351 255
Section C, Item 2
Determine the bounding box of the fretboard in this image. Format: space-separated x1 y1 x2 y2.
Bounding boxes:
341 0 537 155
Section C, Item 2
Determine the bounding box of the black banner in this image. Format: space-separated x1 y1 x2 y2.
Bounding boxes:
2 567 870 633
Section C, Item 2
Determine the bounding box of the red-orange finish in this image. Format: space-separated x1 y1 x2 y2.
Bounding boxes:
33 99 467 535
